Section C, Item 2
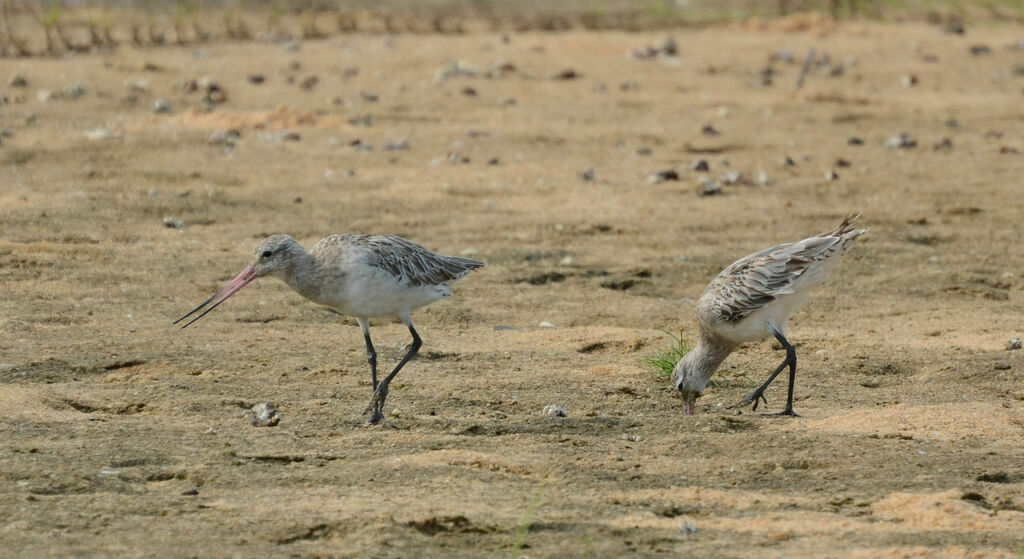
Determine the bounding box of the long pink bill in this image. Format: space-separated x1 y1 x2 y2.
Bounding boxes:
174 265 258 329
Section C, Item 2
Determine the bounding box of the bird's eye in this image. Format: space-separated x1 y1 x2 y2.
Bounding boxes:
261 250 273 258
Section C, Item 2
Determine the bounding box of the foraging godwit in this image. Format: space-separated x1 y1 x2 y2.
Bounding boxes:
175 234 484 425
671 214 867 416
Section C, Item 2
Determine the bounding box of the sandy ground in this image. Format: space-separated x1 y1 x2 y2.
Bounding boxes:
2 21 1024 558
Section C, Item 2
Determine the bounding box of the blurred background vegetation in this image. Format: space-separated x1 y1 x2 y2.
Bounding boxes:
2 0 1022 56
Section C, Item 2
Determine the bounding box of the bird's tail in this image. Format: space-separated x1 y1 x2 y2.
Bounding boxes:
827 213 868 240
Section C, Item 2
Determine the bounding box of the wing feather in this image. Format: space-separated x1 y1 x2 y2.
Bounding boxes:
355 235 484 288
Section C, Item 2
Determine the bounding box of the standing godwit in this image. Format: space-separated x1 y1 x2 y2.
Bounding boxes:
671 214 867 416
175 234 484 425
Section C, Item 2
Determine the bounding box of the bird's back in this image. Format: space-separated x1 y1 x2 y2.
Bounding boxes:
697 215 866 339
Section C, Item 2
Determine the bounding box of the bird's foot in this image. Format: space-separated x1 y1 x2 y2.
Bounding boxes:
739 390 769 411
362 385 390 422
364 407 397 428
763 408 801 418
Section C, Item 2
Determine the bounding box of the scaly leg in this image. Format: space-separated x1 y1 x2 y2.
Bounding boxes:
363 315 421 425
741 325 799 416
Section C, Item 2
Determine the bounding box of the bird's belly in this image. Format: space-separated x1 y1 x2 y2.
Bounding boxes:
318 278 449 318
712 291 810 344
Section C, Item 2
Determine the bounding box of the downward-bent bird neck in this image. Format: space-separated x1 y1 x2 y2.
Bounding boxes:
280 249 330 301
685 327 737 384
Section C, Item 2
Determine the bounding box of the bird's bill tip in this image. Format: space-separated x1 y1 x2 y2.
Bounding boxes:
682 401 696 416
175 265 258 328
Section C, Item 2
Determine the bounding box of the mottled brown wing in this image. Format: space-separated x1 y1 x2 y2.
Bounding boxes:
711 235 848 322
357 235 484 288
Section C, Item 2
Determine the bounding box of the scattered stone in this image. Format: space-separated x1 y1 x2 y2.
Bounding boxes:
756 171 771 186
934 138 953 151
448 152 469 164
780 155 795 166
759 65 776 86
885 133 917 149
969 45 991 56
678 522 698 538
461 86 477 96
549 69 578 80
636 147 652 156
691 159 709 172
944 20 965 35
208 129 241 145
721 170 743 185
539 321 556 328
492 325 520 331
248 74 265 85
350 139 371 152
182 488 199 496
282 39 301 52
633 36 677 59
1000 146 1020 154
1008 338 1022 351
498 95 516 106
126 79 150 93
581 167 595 181
37 89 62 103
360 91 378 102
848 136 864 145
835 158 851 167
487 158 499 165
248 403 280 427
946 119 961 128
485 60 517 78
977 472 1011 483
622 434 643 442
8 74 27 87
900 74 917 88
542 404 568 418
85 127 118 141
619 80 638 91
701 124 719 136
698 179 722 196
436 60 479 81
153 99 172 113
66 84 86 99
163 216 185 229
647 169 680 184
984 131 1003 140
300 76 319 90
825 169 839 181
384 138 410 151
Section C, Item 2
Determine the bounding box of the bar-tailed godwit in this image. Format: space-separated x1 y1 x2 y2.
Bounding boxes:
671 214 867 416
176 234 484 425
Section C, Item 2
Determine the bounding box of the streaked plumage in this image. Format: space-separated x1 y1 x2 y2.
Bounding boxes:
176 234 483 425
672 214 867 416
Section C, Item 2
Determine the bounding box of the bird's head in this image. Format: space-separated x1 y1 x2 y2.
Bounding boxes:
670 353 706 416
251 234 303 280
175 234 302 329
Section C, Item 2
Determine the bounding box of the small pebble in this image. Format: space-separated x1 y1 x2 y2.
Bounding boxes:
66 84 86 99
182 488 199 496
678 522 698 538
636 147 652 156
756 171 771 186
825 169 839 181
780 155 795 166
885 133 916 149
542 404 567 418
448 152 469 164
701 124 719 136
835 158 851 167
85 128 117 141
691 159 709 172
549 69 578 80
208 129 241 145
848 136 864 145
300 76 319 90
163 216 185 229
647 169 680 184
37 89 62 103
1008 338 1022 351
581 168 595 181
721 171 743 185
248 402 280 427
698 179 722 196
934 138 953 151
8 74 27 87
969 45 991 56
153 99 172 113
539 321 556 328
248 74 265 84
498 95 516 106
900 74 918 88
384 139 410 151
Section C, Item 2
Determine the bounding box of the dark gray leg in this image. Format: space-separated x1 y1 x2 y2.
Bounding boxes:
363 318 421 425
741 326 799 416
356 317 378 389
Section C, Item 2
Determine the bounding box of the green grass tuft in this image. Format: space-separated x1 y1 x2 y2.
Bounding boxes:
643 329 691 380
